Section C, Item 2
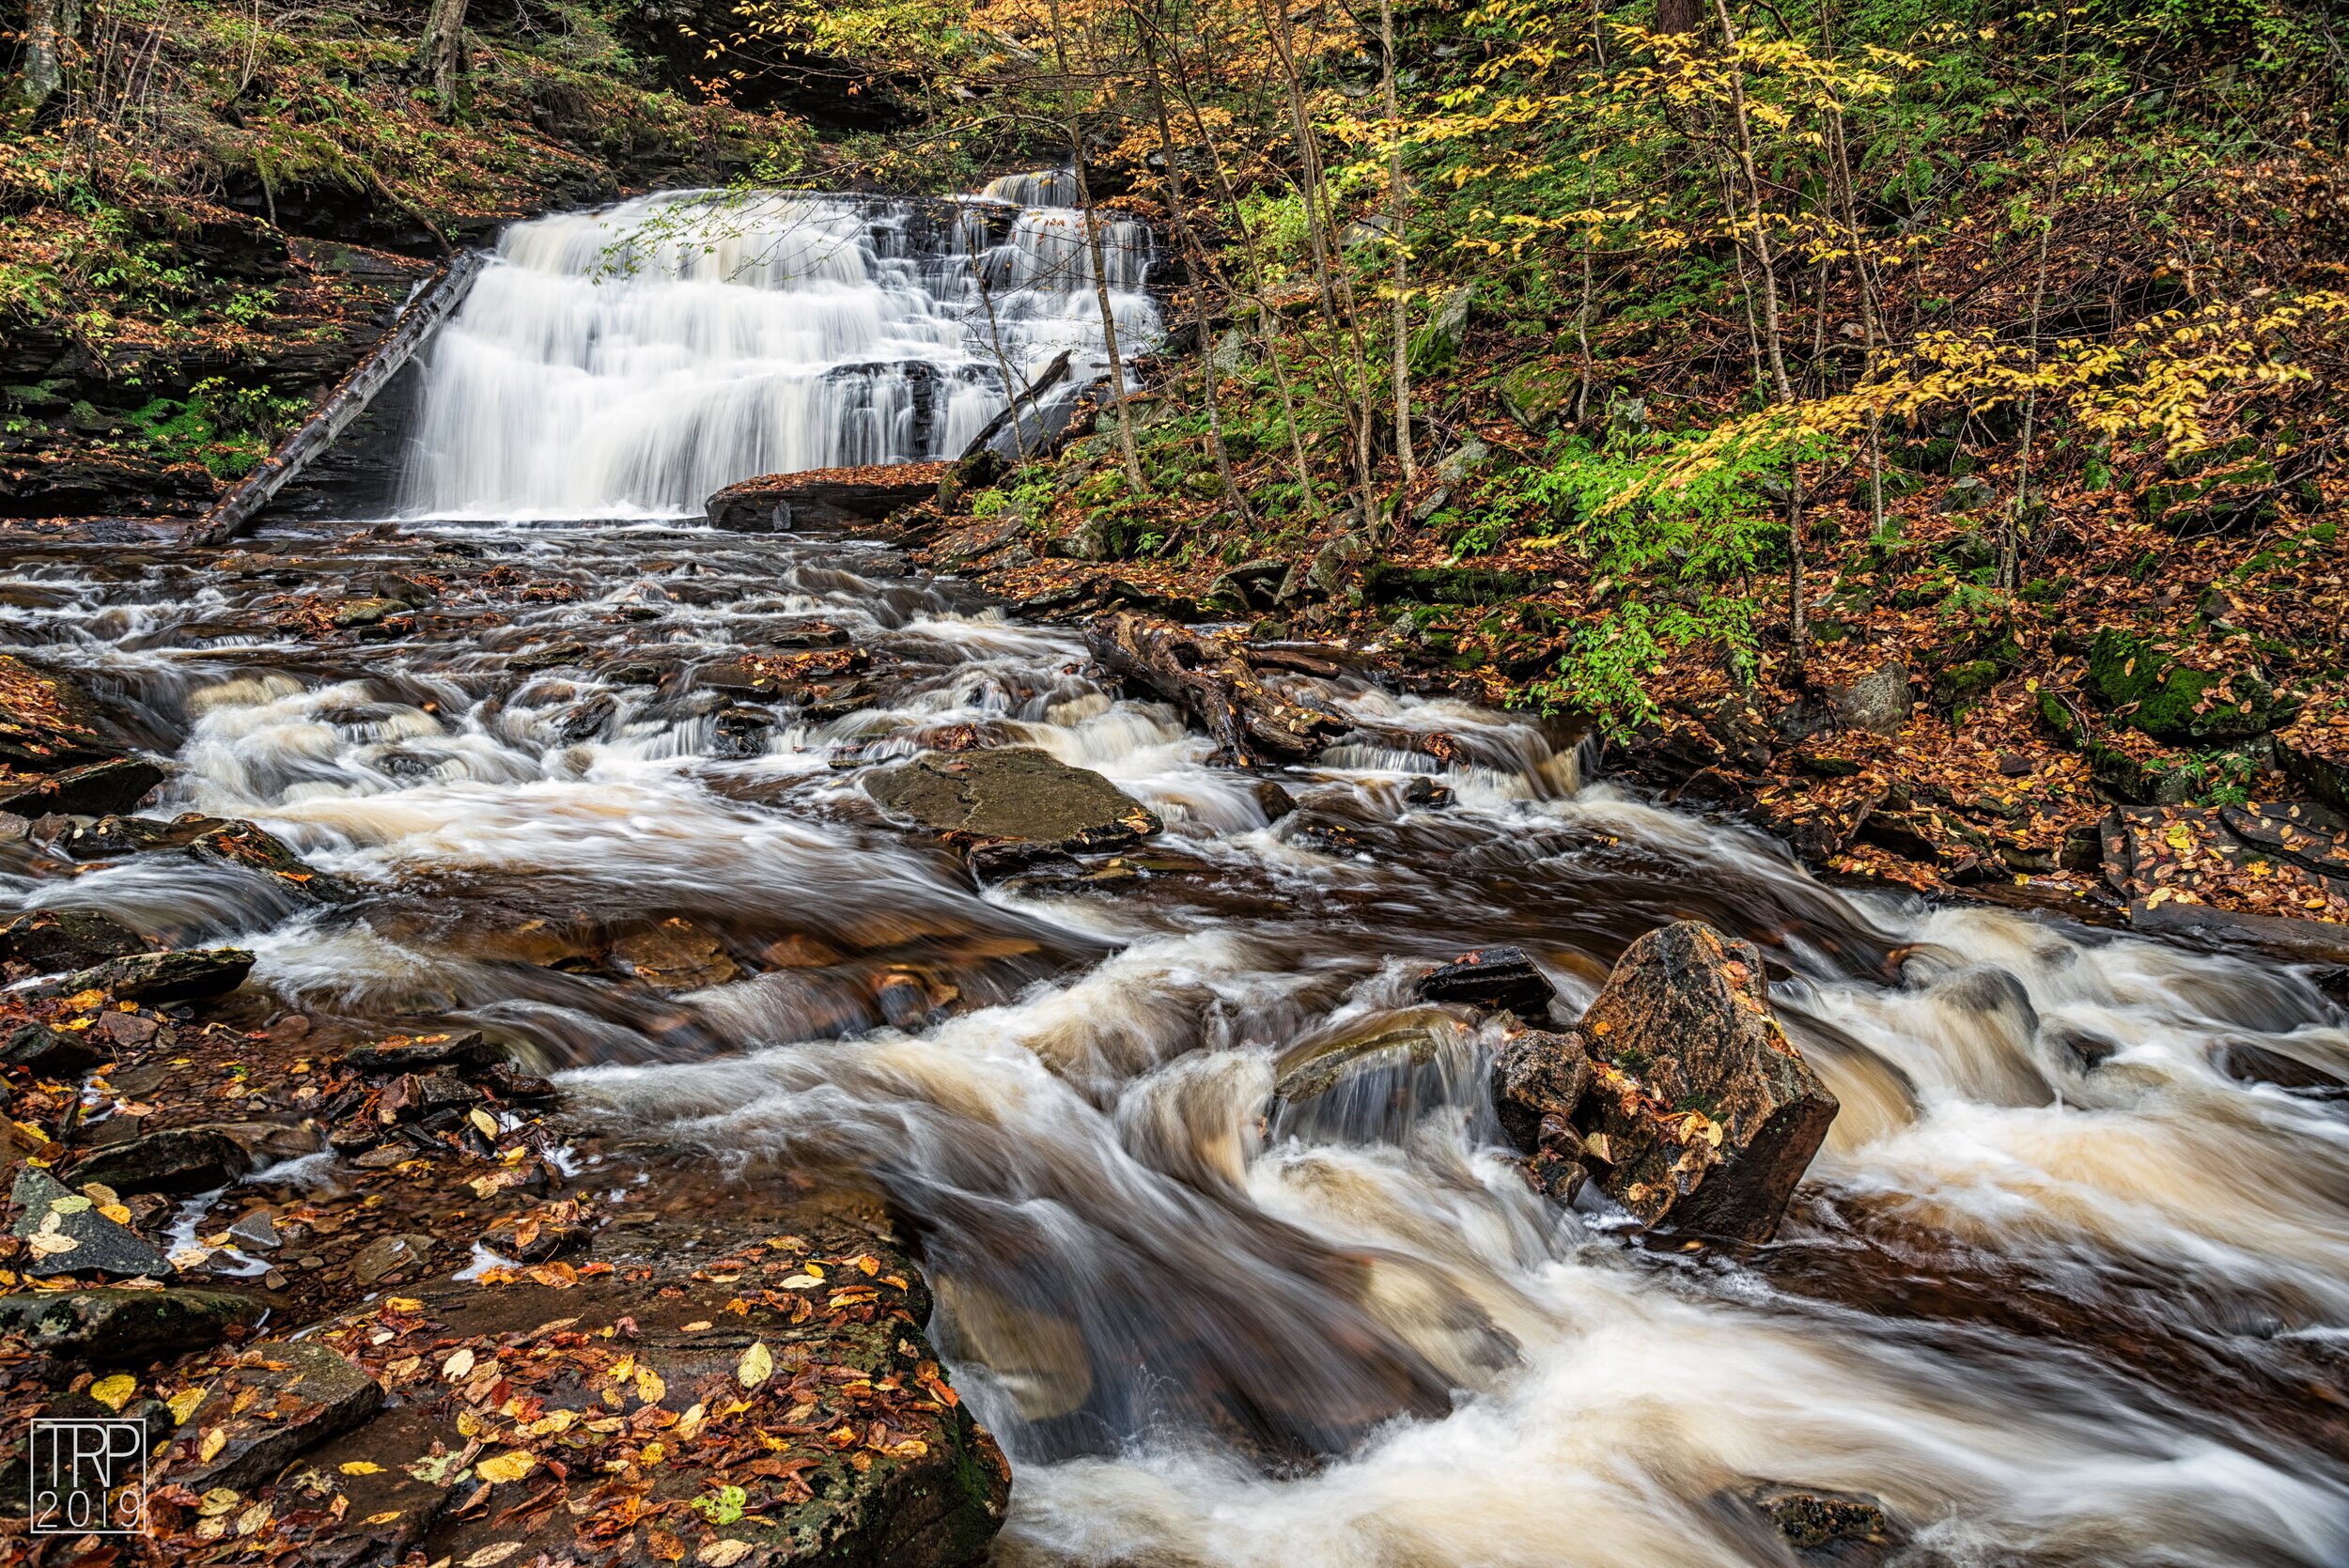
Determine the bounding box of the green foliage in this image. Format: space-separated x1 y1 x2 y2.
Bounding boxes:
127 378 308 478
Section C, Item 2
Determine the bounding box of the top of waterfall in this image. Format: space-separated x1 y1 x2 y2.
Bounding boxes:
981 170 1083 210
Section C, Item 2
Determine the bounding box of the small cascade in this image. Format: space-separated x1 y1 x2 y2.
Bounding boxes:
393 181 1158 519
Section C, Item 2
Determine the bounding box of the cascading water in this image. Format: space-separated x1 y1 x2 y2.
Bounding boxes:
3 184 2344 1568
393 181 1158 519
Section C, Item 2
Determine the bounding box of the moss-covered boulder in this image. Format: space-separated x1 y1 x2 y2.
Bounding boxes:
2086 629 2287 743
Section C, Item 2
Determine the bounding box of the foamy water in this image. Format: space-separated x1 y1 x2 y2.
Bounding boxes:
2 514 2342 1566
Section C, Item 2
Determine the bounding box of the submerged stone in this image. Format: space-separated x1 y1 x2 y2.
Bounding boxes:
9 1167 171 1278
869 747 1161 852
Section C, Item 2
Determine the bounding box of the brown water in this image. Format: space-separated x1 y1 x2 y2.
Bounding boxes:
5 518 2346 1567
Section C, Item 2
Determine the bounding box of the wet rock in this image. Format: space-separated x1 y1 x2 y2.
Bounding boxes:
177 817 355 903
0 1286 263 1362
0 651 131 772
228 1209 282 1250
1274 1010 1467 1106
70 1124 255 1195
160 1339 383 1494
2214 1040 2346 1096
706 461 953 534
2 1018 103 1078
349 1232 435 1285
607 917 743 990
1255 778 1299 821
1361 562 1544 607
9 1167 171 1278
59 945 255 1003
509 638 588 672
1490 1024 1595 1204
0 908 149 971
0 755 163 816
479 1063 557 1102
342 1029 504 1075
1576 922 1838 1243
1738 1483 1901 1563
1416 945 1557 1018
870 747 1161 853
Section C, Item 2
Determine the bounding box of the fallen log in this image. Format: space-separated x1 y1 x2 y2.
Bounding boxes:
190 251 488 546
1084 612 1346 765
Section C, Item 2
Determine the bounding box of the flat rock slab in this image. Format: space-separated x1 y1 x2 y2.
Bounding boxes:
0 755 163 816
869 747 1161 852
0 651 130 772
59 946 256 1003
706 461 952 535
342 1029 505 1075
70 1124 256 1195
2101 801 2349 924
158 1338 384 1494
0 1285 263 1363
10 1166 171 1278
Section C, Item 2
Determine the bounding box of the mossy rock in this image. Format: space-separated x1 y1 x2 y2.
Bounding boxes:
2087 628 2287 743
1498 363 1572 433
1362 563 1543 606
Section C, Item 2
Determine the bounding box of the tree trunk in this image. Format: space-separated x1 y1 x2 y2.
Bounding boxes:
1046 0 1146 492
1162 21 1323 515
1137 20 1254 525
7 0 69 122
1656 0 1703 36
416 0 471 112
1712 0 1807 681
1381 0 1414 495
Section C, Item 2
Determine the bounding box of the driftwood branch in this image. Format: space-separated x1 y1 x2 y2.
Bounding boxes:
1084 611 1346 765
191 250 488 545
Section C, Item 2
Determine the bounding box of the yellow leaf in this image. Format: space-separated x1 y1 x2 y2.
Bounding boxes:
199 1426 227 1463
469 1109 500 1139
474 1450 537 1484
641 1440 665 1465
676 1403 706 1440
88 1374 136 1412
168 1387 207 1425
365 1511 404 1525
443 1347 475 1381
99 1203 132 1224
457 1409 486 1438
339 1461 384 1476
736 1341 772 1390
636 1365 666 1405
461 1545 525 1568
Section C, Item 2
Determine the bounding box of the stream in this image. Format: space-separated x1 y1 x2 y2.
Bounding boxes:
5 189 2347 1566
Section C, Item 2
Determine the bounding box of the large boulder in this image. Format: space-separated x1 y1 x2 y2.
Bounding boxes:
1489 1024 1595 1203
1568 922 1837 1243
2087 628 2285 744
868 748 1160 853
706 460 952 535
69 1124 260 1196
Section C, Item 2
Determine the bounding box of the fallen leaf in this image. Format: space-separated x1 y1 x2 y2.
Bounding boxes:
443 1347 476 1381
737 1341 772 1389
340 1461 385 1476
88 1374 135 1412
635 1364 665 1405
199 1426 228 1463
167 1387 207 1425
698 1543 753 1567
475 1450 537 1484
461 1544 525 1567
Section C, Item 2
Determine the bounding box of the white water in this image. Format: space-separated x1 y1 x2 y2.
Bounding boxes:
394 182 1158 519
4 518 2345 1566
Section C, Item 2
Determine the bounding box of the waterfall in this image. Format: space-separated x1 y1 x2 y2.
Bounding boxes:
393 182 1159 520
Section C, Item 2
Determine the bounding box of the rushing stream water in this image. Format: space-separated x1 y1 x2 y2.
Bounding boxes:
3 185 2346 1565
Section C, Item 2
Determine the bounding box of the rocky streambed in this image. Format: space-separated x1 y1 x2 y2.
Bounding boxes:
0 516 2344 1567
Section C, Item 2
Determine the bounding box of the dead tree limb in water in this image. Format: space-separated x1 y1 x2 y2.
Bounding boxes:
1085 612 1346 765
